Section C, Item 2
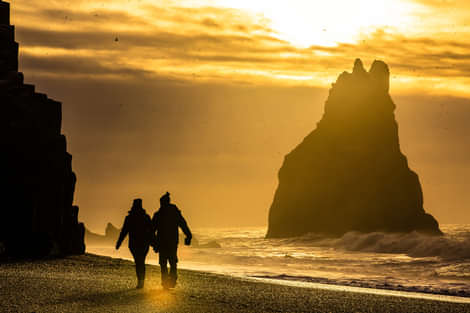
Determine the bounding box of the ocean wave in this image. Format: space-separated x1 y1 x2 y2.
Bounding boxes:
251 274 470 298
294 230 470 260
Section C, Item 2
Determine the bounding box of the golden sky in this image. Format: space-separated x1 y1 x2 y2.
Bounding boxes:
11 0 470 95
8 0 470 231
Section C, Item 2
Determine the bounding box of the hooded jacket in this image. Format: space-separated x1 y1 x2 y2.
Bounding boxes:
152 203 191 250
117 207 153 251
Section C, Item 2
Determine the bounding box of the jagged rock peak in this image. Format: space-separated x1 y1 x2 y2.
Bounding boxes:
327 59 394 116
332 59 390 93
352 58 367 75
330 59 390 93
369 60 390 92
265 58 441 238
105 223 120 238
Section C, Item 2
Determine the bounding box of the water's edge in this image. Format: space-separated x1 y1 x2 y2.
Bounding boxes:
249 274 470 303
87 224 470 304
248 275 470 304
88 250 470 304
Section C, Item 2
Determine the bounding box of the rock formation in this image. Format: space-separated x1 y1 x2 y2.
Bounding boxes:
84 223 121 246
266 59 442 238
0 1 85 257
105 222 120 240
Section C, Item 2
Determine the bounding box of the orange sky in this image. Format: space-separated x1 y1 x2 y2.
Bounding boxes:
8 0 470 231
11 0 470 95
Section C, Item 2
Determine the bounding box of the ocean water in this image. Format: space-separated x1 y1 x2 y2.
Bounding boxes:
88 224 470 300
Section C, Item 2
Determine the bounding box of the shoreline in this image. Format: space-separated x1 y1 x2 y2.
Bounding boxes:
250 274 470 302
2 253 470 312
87 245 470 301
249 276 470 304
105 252 470 303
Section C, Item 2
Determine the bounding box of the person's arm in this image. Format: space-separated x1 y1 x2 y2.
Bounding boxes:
115 217 129 250
150 212 160 252
177 210 192 245
147 215 159 252
151 212 159 233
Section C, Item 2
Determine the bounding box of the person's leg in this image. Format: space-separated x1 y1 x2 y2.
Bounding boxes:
136 247 149 288
140 247 149 282
130 249 141 288
159 251 169 288
169 260 177 287
131 247 149 289
168 246 178 288
136 254 145 288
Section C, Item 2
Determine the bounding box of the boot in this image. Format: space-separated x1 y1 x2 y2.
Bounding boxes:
137 279 144 289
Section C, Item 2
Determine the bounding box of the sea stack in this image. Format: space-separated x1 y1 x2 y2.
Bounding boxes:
0 1 85 257
266 59 442 238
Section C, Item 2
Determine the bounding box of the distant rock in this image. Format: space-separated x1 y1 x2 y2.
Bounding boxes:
85 223 216 249
85 223 120 245
85 228 106 244
105 222 120 239
0 1 85 257
266 59 442 238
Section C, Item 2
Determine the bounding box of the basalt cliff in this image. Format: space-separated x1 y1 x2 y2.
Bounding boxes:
0 1 85 257
266 59 442 238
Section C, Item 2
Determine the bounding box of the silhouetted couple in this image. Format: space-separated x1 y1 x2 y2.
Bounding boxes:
115 192 192 289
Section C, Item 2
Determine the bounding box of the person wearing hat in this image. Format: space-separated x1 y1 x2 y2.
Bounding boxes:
116 198 154 289
152 192 192 289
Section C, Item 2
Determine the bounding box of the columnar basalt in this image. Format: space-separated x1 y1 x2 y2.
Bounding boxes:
0 1 85 257
266 59 442 238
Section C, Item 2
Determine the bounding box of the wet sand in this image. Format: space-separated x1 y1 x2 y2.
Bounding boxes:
1 254 470 313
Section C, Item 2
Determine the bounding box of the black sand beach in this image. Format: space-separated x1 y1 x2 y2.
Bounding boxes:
1 254 470 313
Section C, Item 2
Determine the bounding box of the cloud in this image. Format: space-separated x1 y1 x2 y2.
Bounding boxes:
411 0 468 8
20 52 155 79
8 0 470 95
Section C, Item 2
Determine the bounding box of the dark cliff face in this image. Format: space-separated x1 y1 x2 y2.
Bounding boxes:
266 59 442 238
0 1 85 257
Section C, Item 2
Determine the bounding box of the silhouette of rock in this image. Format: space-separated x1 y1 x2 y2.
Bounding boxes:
105 222 120 240
85 223 121 245
266 59 442 238
0 1 85 257
84 228 108 245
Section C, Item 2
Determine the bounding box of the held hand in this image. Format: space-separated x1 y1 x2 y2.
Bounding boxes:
151 240 159 253
151 235 159 253
184 237 191 246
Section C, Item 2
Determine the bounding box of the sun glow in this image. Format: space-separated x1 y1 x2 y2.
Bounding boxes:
218 0 418 47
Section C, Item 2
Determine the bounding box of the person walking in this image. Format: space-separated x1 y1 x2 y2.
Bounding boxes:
116 198 154 289
152 192 192 289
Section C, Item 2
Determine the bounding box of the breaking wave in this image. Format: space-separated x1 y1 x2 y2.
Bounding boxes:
292 227 470 260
